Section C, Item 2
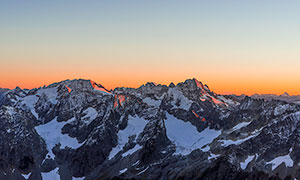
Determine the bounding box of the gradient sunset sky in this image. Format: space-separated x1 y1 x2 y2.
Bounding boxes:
1 0 300 95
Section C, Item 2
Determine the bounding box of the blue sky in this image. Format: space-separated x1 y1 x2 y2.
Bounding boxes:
1 0 300 94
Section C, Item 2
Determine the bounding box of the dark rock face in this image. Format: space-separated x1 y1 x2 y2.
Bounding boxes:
1 78 300 180
0 106 47 179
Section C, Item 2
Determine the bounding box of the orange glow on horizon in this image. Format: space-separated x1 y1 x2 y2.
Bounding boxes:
1 75 300 96
1 1 300 96
1 57 300 96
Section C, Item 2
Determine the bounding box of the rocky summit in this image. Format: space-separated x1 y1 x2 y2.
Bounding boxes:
1 78 300 180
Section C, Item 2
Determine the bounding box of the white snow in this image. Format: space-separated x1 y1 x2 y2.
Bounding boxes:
220 126 264 147
72 177 85 180
21 95 39 118
168 88 192 111
35 118 83 158
164 113 221 155
4 106 15 116
231 121 251 131
218 95 239 106
143 97 161 107
274 104 292 116
109 115 148 159
269 155 293 170
268 153 293 170
19 87 58 119
137 166 149 175
22 172 32 179
208 153 220 160
219 133 259 147
119 168 127 174
82 107 98 125
122 144 142 157
36 87 58 104
133 160 140 166
41 168 60 180
240 155 255 169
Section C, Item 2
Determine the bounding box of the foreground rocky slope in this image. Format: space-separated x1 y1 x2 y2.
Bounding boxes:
0 78 300 180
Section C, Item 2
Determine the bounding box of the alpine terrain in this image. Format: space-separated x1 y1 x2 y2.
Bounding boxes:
1 78 300 180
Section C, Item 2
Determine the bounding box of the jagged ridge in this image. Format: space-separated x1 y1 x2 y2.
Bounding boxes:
0 78 300 180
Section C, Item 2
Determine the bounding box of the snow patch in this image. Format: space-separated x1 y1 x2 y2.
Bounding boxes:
35 118 83 158
268 154 293 170
218 95 239 106
274 104 292 116
137 166 149 175
220 132 259 147
208 153 220 160
240 155 255 169
19 87 58 119
168 88 192 111
231 121 251 131
119 168 127 174
122 144 142 157
82 107 98 126
72 177 85 180
143 97 161 107
164 113 221 155
21 95 39 118
109 116 148 159
22 172 32 179
41 167 60 180
36 87 58 104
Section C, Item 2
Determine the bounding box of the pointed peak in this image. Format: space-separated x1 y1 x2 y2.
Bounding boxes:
145 82 158 87
169 82 175 88
12 86 26 94
89 80 111 94
176 78 210 91
192 78 205 89
14 86 22 91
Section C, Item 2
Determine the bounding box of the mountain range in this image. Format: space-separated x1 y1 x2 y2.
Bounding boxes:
1 78 300 180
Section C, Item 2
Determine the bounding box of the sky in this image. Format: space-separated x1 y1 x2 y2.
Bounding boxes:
1 0 300 95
